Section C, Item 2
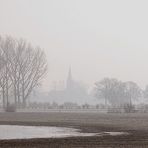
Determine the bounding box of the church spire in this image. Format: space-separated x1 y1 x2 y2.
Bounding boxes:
66 66 73 90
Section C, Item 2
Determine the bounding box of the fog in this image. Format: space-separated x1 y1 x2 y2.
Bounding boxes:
1 0 148 105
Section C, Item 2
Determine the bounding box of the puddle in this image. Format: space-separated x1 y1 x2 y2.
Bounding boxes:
0 125 128 140
103 132 129 136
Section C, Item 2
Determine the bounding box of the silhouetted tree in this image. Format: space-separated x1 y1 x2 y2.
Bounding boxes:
143 85 148 99
94 78 124 106
0 36 48 109
124 81 141 105
94 78 141 106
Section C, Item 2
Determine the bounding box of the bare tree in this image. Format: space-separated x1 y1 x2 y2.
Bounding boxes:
0 36 48 109
143 85 148 100
0 37 13 108
19 45 48 107
94 78 121 106
124 81 141 105
94 78 141 106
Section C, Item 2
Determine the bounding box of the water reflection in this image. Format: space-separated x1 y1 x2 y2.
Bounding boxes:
0 125 128 140
0 125 96 139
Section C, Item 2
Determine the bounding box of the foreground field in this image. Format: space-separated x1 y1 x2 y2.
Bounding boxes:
0 112 148 147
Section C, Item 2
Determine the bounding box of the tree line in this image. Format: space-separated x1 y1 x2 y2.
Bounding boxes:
0 36 48 109
94 78 148 106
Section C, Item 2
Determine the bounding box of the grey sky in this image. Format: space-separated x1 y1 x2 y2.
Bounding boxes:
0 0 148 90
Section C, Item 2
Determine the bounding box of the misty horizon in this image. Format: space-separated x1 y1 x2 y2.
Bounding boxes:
1 0 148 91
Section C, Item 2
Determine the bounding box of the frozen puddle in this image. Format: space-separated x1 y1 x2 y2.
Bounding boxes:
0 125 128 140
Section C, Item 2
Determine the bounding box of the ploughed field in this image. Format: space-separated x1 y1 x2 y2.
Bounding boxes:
0 112 148 147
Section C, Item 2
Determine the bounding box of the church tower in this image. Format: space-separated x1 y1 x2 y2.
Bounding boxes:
66 67 73 90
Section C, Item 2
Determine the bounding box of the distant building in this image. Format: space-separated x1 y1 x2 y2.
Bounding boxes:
48 68 95 104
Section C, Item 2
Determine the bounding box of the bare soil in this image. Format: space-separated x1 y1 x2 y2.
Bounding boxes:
0 112 148 147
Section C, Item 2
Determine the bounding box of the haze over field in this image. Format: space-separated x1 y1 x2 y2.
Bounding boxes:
1 2 148 147
0 0 148 91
